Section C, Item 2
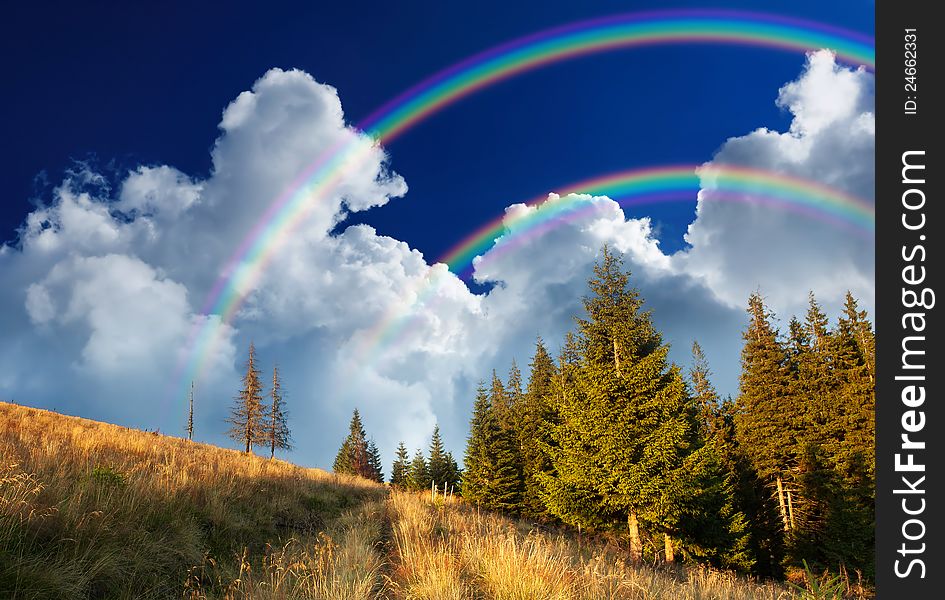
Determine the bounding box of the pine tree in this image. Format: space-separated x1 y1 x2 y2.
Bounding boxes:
462 382 495 505
488 370 525 512
185 381 194 441
226 342 267 454
427 425 450 487
519 337 557 519
506 360 524 423
367 440 384 483
390 442 410 488
795 293 835 449
831 292 876 478
799 292 875 578
462 381 520 510
444 452 462 494
539 246 709 562
334 409 372 479
690 342 782 575
265 366 292 459
407 448 430 491
734 293 798 534
690 342 722 436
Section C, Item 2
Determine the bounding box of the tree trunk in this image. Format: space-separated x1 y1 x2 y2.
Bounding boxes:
786 489 796 530
627 512 642 562
613 337 622 377
664 533 675 563
776 476 789 531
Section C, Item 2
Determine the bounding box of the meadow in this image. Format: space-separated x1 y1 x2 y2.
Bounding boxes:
2 401 858 599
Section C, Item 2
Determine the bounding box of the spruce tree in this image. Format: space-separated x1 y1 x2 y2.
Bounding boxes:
226 342 267 454
690 342 782 575
462 381 521 510
367 440 384 483
519 337 557 519
265 366 292 459
734 293 798 534
427 425 451 487
488 370 525 512
390 442 410 488
333 409 372 478
807 292 875 578
185 381 195 441
831 292 876 478
539 247 709 562
444 452 462 494
462 382 493 505
407 449 430 491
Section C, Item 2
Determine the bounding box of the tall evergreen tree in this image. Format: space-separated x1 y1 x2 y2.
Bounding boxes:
539 246 711 562
226 342 267 454
185 381 195 441
734 293 798 534
462 382 493 505
367 440 384 483
264 366 292 459
462 381 521 511
427 425 451 487
519 337 558 519
831 292 876 477
690 342 782 575
489 370 525 512
333 409 372 479
795 292 875 578
390 442 410 488
506 360 524 421
444 452 462 494
407 448 430 491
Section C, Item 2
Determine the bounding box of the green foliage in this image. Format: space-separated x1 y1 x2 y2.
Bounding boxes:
367 440 384 483
390 442 410 488
333 409 381 481
89 465 126 488
454 247 874 581
734 291 875 578
538 247 720 563
264 366 292 459
788 560 846 600
462 380 522 511
427 426 461 491
407 448 430 491
518 337 558 520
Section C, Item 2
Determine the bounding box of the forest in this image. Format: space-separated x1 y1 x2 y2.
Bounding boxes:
332 246 875 583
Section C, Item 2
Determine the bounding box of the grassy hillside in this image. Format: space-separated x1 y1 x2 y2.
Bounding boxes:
385 491 807 600
0 402 387 599
3 402 851 599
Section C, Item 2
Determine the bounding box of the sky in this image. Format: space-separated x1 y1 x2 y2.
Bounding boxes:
0 1 874 470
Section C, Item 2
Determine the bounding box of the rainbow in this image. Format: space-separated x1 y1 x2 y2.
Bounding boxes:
352 164 874 365
446 164 874 276
172 11 874 403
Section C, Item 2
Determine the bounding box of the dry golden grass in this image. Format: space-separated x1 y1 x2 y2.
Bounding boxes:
0 401 387 599
385 491 803 600
2 401 866 600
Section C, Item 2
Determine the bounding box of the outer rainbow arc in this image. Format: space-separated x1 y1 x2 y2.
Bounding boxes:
171 11 874 406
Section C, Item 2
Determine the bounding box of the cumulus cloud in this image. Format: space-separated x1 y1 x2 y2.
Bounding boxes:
675 50 874 318
0 54 873 468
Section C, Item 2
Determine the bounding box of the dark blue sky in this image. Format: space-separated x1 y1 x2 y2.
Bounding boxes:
1 0 872 262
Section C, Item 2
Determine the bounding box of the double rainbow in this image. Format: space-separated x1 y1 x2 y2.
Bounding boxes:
174 10 874 403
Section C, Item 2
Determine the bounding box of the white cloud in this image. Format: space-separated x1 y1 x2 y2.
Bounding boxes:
674 50 874 318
